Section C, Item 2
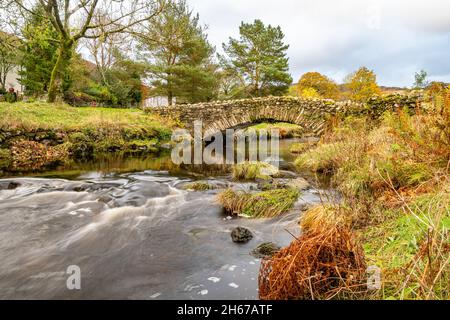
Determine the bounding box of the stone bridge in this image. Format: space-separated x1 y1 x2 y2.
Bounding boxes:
150 95 421 137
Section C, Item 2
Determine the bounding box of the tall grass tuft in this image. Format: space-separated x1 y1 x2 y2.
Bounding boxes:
217 188 299 218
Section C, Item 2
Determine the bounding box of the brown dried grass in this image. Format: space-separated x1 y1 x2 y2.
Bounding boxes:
259 226 367 300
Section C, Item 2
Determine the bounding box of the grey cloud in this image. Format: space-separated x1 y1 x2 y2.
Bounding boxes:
190 0 450 86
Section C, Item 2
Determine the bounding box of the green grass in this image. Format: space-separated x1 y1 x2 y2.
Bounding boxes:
246 122 303 138
248 122 301 130
217 188 300 218
288 142 311 154
0 102 174 172
0 101 173 132
362 192 449 299
295 142 345 173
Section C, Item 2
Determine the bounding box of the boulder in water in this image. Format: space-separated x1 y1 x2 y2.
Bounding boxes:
287 177 310 191
0 181 20 190
251 242 281 258
275 170 297 178
231 226 253 243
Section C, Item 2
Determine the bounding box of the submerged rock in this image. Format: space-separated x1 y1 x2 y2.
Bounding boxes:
257 179 287 191
160 143 172 150
298 202 313 212
251 242 281 258
257 176 309 191
0 181 20 190
230 226 253 243
182 181 215 191
287 177 310 191
275 170 297 178
71 182 119 192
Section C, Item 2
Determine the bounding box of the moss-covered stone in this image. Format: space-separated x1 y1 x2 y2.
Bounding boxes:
182 181 215 191
251 242 281 258
232 161 279 181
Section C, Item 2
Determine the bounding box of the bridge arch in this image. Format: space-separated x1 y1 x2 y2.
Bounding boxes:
150 95 421 138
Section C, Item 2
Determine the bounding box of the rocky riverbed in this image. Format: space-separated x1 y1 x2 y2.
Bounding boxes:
0 139 326 299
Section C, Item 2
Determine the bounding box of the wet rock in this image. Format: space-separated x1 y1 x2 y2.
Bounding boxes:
97 195 114 204
257 177 309 191
231 226 253 243
160 143 172 150
182 181 215 191
251 242 281 258
257 179 286 191
298 202 313 212
7 182 20 190
287 177 310 191
275 170 297 178
72 185 89 192
72 182 118 192
0 181 21 190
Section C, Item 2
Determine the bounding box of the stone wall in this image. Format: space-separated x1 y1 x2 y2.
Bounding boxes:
150 94 421 136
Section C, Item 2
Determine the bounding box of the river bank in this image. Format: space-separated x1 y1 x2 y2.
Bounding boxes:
1 100 447 300
286 110 449 299
0 102 174 175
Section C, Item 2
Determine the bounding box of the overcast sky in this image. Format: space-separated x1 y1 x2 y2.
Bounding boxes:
189 0 450 87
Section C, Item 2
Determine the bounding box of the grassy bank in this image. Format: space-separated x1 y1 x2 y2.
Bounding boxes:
291 108 449 299
0 102 171 131
0 102 174 173
246 122 303 138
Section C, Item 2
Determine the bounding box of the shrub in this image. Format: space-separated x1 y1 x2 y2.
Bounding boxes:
68 132 94 159
10 140 69 171
0 148 11 169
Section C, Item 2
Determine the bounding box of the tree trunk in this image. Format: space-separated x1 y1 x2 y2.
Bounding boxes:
1 69 6 90
168 91 173 106
255 64 260 97
48 39 74 103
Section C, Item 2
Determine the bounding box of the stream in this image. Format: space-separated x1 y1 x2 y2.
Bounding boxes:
0 139 325 299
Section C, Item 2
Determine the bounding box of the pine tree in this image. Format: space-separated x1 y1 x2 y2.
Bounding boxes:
139 0 218 105
221 19 292 97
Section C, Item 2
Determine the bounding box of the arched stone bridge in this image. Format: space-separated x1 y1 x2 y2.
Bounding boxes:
150 95 421 137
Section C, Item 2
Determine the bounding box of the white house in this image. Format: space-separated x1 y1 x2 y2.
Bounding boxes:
143 96 176 108
4 66 23 93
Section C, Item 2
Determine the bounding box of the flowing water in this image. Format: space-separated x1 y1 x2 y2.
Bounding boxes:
0 139 324 299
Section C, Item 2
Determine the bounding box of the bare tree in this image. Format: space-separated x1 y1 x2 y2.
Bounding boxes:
0 31 20 91
83 13 130 87
1 0 164 102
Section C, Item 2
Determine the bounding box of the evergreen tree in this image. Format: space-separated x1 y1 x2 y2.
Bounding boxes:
139 0 218 105
221 19 292 97
18 6 59 96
